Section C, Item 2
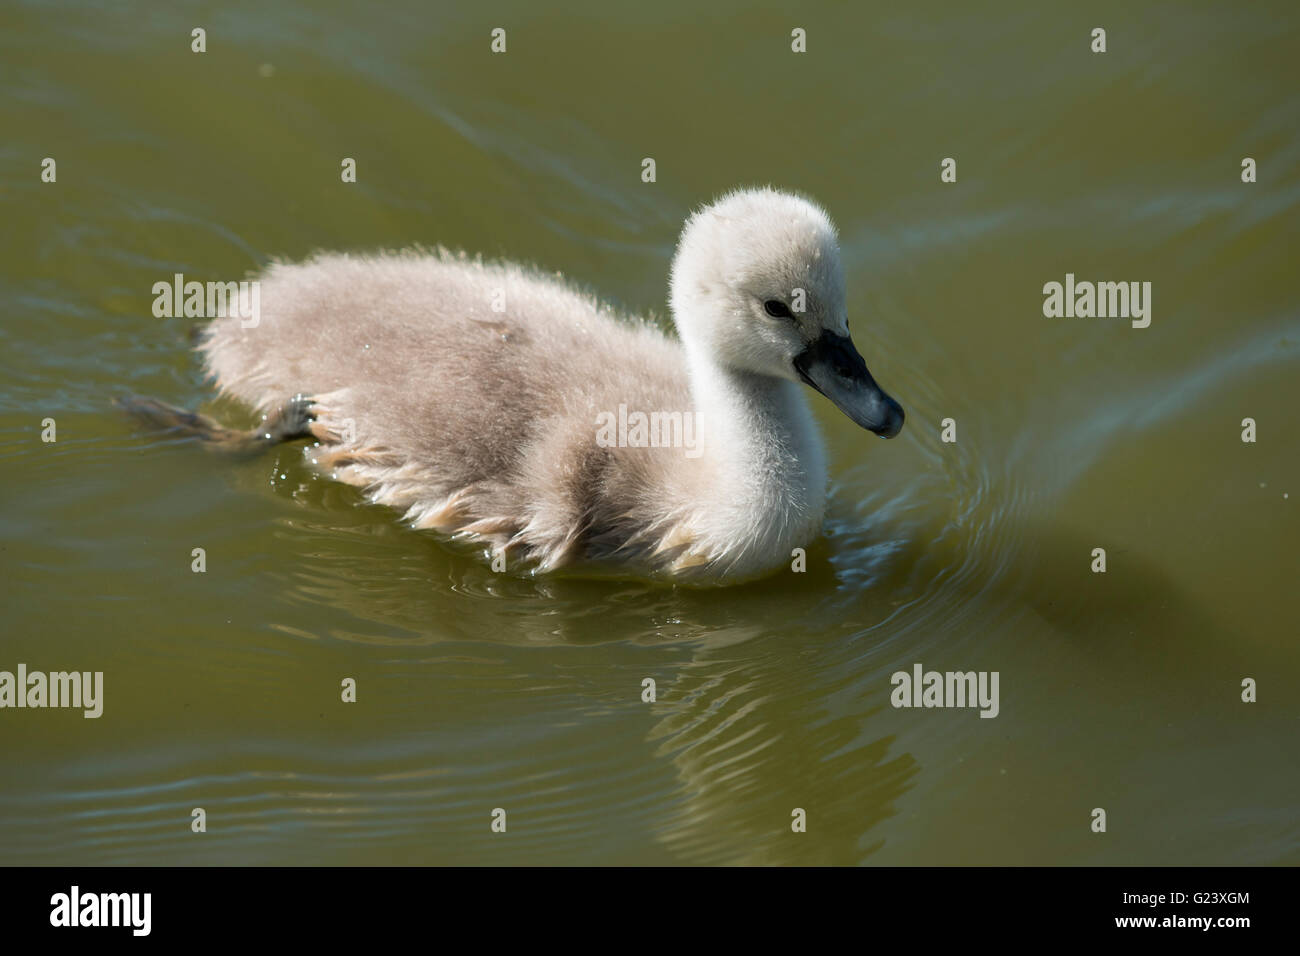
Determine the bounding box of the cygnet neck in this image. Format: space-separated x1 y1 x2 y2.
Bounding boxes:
679 329 827 516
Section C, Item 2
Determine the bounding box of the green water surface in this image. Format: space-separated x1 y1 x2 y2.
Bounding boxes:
1 0 1297 864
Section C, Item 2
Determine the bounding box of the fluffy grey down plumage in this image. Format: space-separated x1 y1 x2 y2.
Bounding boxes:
198 188 904 582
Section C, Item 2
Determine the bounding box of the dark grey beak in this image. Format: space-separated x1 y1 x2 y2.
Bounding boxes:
793 330 904 438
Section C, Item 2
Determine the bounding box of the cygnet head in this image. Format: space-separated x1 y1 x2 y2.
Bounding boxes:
670 187 904 438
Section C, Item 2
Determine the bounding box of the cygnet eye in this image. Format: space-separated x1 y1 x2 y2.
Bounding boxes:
763 299 794 319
